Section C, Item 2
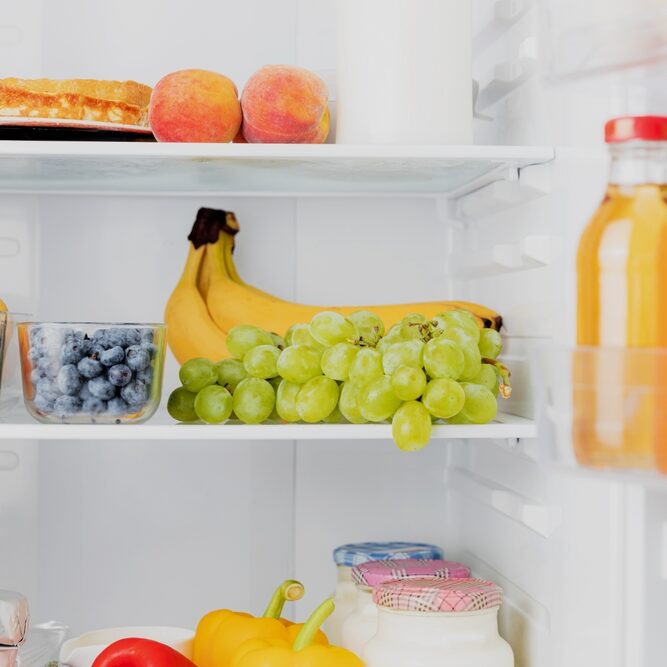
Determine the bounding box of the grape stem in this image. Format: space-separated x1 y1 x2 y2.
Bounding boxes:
482 357 512 399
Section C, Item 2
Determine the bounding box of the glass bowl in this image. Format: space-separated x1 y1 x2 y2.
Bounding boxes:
18 322 165 424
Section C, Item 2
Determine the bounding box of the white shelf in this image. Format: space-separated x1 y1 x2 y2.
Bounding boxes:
0 410 535 441
0 142 554 196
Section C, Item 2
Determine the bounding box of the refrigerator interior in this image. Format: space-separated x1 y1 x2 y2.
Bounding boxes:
0 1 666 666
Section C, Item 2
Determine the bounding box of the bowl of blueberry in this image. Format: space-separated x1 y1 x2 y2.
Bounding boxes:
18 323 165 424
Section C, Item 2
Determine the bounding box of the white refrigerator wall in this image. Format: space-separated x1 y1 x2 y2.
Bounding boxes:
0 2 666 667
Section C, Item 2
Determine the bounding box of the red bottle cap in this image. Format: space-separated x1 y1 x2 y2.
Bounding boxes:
605 116 667 143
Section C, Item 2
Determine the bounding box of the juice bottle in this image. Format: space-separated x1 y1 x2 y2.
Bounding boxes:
576 116 667 470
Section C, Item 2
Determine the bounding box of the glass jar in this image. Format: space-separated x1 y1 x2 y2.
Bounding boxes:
576 116 667 469
363 578 513 667
325 541 443 644
341 559 470 656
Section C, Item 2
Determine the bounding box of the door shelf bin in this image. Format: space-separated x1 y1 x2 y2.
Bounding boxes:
532 345 667 476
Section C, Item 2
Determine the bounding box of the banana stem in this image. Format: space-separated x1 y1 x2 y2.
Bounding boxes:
292 598 335 652
263 580 305 618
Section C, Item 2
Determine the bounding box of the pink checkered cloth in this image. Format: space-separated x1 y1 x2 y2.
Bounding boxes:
374 577 503 612
352 559 471 588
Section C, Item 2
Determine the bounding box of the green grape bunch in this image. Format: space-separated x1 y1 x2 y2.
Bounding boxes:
167 309 511 452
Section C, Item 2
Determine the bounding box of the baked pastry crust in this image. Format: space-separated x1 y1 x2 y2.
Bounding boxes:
0 78 152 126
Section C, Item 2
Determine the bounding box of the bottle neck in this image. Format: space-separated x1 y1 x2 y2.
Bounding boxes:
609 142 667 186
375 606 501 644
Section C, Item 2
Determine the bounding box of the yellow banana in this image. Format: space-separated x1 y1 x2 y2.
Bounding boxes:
165 243 230 364
206 232 503 336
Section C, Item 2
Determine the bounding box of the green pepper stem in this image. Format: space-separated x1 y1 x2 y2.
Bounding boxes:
293 598 335 652
262 580 305 618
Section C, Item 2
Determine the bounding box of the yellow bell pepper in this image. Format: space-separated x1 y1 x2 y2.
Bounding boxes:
193 580 328 667
230 598 364 667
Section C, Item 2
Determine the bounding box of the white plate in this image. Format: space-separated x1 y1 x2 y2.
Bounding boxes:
0 116 152 134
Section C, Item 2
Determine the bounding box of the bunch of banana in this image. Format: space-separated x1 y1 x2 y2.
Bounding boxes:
164 208 503 364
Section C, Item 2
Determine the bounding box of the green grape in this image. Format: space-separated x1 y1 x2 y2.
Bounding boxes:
296 376 340 423
348 310 385 344
321 342 359 381
179 358 217 392
400 313 427 340
358 375 402 422
423 337 465 380
243 344 281 379
458 383 498 424
270 332 286 349
226 324 274 358
470 364 499 395
324 405 345 423
441 327 481 381
269 376 283 391
447 412 474 424
392 401 432 452
216 359 248 391
232 378 275 424
194 385 233 424
478 329 502 359
277 345 322 384
285 323 324 350
339 381 367 424
391 365 427 401
382 340 424 374
167 386 199 422
348 348 384 384
309 311 356 347
438 310 480 343
422 378 466 420
276 380 301 422
376 324 405 353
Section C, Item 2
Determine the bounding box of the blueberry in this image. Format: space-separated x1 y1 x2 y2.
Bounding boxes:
28 346 42 363
124 328 141 346
37 356 60 378
140 341 158 358
125 345 149 372
61 338 86 365
79 382 92 401
140 328 154 344
33 394 54 413
77 356 103 379
83 397 107 414
120 380 148 407
89 343 107 359
106 328 127 348
29 327 43 346
107 397 129 415
108 363 132 387
36 377 60 402
136 366 153 385
57 364 83 396
53 395 82 418
100 346 125 367
30 368 45 385
88 376 116 400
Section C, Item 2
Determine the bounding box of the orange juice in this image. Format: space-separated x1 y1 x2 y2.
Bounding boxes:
576 116 667 469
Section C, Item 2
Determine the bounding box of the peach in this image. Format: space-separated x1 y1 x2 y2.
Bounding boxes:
241 65 329 144
149 69 242 142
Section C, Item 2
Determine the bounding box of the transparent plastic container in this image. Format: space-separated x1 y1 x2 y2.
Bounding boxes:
18 322 165 424
532 346 667 473
541 0 667 79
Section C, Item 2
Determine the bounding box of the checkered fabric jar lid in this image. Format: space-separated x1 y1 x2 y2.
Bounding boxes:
333 542 444 567
352 559 471 588
374 577 503 613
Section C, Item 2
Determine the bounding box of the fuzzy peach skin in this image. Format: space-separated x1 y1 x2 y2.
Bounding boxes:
149 69 242 142
241 65 329 143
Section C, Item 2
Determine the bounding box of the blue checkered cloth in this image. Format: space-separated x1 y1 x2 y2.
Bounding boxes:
333 541 444 566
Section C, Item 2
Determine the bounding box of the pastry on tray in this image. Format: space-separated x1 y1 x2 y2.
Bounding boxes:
0 78 152 127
